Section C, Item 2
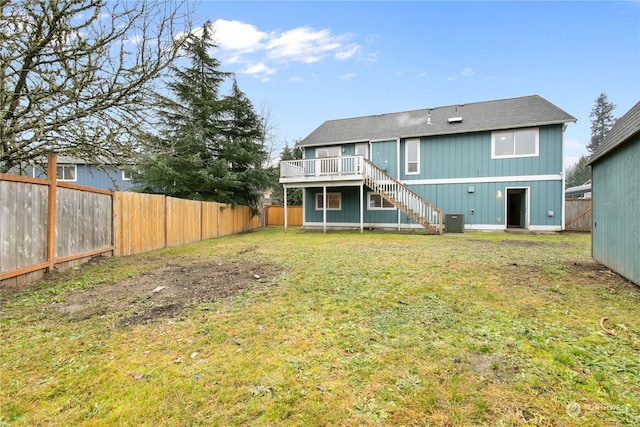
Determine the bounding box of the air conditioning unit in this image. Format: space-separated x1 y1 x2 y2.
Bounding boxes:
445 214 464 233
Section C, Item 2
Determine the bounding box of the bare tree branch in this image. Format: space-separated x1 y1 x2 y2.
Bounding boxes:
0 0 193 173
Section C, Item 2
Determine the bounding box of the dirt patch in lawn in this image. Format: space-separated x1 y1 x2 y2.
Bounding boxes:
56 261 281 326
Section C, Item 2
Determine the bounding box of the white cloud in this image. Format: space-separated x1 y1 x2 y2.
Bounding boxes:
290 76 302 82
266 27 344 63
211 19 266 52
365 51 380 63
447 67 474 81
206 19 363 81
127 35 143 45
335 44 360 60
338 72 357 80
241 62 276 81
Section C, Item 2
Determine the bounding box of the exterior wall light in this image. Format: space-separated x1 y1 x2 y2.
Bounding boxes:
496 190 503 199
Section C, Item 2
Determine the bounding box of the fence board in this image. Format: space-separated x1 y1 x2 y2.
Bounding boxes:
0 180 48 274
201 202 220 240
265 206 303 226
218 205 235 236
114 192 166 256
55 187 112 258
166 197 202 247
565 198 592 232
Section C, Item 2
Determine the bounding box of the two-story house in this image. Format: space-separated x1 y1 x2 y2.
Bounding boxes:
280 95 576 233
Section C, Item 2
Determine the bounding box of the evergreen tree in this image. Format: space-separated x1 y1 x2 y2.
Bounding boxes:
217 79 271 211
587 93 616 153
565 155 591 188
270 142 303 205
134 22 269 214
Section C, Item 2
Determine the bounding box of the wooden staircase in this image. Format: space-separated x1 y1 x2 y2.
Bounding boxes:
361 159 443 234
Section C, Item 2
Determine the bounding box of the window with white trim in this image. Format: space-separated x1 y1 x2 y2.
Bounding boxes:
405 138 419 174
122 170 133 181
492 128 539 158
368 192 396 210
56 164 77 181
315 192 341 210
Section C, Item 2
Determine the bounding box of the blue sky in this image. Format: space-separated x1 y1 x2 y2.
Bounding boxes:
192 1 639 167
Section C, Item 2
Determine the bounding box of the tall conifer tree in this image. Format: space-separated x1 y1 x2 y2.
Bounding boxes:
587 93 616 153
134 22 269 214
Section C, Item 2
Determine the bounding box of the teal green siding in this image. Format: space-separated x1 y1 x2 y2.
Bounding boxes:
303 180 562 229
401 125 564 181
304 187 361 223
342 145 356 156
303 125 563 181
408 180 562 228
303 187 402 225
592 137 640 285
370 140 397 176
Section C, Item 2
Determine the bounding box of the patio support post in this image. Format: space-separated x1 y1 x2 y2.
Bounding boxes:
284 186 288 233
323 185 327 234
360 183 364 234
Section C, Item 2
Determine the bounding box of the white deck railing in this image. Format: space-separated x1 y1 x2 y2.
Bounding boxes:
280 155 364 179
279 156 443 234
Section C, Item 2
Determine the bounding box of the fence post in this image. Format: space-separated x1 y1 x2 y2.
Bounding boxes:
46 154 57 271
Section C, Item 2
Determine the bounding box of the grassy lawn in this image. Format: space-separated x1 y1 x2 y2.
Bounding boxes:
1 228 639 426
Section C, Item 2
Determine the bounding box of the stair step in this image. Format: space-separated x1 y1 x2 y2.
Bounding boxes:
363 160 443 235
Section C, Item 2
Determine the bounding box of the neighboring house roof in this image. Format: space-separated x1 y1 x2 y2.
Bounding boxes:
299 95 576 147
588 101 640 165
565 181 592 197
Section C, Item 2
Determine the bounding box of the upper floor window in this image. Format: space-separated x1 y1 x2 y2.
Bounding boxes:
122 170 133 181
405 138 420 174
492 128 539 159
56 164 77 181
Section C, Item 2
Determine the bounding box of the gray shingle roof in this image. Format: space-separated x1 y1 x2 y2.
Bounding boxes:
588 101 640 165
298 95 576 147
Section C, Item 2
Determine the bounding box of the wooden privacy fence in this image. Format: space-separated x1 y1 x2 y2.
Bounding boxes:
1 155 261 287
115 192 260 256
264 205 303 226
565 198 592 232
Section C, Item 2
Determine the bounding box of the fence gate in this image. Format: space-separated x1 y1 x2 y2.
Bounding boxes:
565 198 592 232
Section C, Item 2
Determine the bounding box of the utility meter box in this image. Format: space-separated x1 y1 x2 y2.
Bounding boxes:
445 214 464 233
